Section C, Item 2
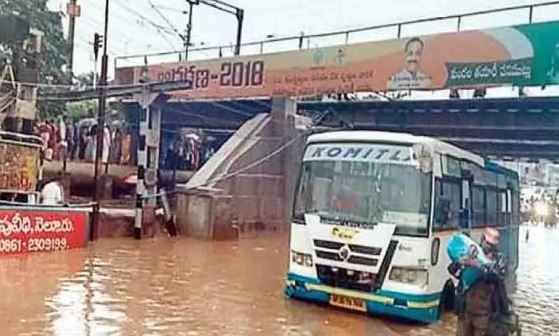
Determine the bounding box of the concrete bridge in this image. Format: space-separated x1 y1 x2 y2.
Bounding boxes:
121 95 559 162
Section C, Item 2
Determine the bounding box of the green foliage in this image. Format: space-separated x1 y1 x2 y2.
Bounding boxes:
66 99 98 120
0 0 69 120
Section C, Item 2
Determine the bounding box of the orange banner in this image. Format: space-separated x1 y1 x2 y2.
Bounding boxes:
115 21 559 99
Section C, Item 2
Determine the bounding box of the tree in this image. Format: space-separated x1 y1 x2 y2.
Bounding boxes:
66 99 97 120
0 0 68 119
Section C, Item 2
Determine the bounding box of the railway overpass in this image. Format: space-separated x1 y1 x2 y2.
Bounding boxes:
119 95 559 162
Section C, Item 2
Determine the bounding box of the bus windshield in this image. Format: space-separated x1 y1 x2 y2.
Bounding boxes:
293 143 432 236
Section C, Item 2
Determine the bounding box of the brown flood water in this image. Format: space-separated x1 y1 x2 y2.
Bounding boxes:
0 226 557 336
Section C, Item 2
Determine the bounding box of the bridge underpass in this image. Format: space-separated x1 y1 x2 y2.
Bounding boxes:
121 96 559 162
298 96 559 162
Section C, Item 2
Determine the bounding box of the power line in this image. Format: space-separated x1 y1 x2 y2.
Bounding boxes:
112 0 176 36
80 16 141 51
146 0 183 37
154 4 184 12
111 0 180 51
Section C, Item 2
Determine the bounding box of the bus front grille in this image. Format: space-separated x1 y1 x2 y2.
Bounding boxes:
316 265 377 292
348 255 378 266
316 250 343 261
313 240 380 266
348 244 382 256
314 239 344 250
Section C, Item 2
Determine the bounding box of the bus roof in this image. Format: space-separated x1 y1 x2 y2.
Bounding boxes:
307 131 516 178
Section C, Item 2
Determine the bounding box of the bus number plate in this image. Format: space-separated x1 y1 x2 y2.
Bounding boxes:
329 294 366 312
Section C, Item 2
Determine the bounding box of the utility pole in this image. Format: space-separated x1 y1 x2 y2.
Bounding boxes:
91 0 109 240
234 8 243 56
184 1 197 60
134 60 150 240
66 0 80 79
181 0 244 59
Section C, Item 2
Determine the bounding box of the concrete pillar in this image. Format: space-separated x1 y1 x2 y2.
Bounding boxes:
272 97 305 228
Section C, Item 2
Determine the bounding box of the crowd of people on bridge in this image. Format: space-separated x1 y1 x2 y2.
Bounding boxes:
36 116 218 172
162 129 218 171
37 116 131 166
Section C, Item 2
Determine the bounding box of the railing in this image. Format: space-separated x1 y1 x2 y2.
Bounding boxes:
0 130 43 147
115 1 559 68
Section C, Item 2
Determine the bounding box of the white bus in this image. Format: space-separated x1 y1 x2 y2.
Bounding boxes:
285 131 520 323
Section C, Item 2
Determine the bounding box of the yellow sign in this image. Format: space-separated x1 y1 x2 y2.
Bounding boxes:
332 227 359 240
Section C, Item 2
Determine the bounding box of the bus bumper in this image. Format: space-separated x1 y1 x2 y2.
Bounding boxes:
284 273 440 323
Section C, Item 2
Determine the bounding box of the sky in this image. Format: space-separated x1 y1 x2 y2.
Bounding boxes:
45 0 559 99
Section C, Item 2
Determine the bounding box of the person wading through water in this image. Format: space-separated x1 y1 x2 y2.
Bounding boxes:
448 228 520 336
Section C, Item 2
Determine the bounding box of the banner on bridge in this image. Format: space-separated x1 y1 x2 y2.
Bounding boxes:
115 21 559 99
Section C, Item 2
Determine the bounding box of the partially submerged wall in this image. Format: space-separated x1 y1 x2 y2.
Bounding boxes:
175 97 308 240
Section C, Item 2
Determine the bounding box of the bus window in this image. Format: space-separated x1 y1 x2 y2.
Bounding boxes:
293 153 431 236
434 180 460 230
472 186 486 228
486 188 498 226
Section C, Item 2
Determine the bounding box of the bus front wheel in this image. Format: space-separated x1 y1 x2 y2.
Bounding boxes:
438 280 455 318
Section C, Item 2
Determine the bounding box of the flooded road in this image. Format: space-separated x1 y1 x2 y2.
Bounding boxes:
0 226 557 336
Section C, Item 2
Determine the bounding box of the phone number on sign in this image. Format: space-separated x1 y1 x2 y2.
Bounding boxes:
156 60 265 90
0 238 69 254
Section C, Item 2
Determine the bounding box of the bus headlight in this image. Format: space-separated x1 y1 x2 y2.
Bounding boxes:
389 267 428 287
291 250 313 267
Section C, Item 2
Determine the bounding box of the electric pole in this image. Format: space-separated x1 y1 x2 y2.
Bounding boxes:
184 0 197 60
92 0 109 240
181 0 244 60
234 8 243 56
66 0 80 80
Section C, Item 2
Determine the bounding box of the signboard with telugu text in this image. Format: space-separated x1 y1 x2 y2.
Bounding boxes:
115 21 559 99
0 208 89 256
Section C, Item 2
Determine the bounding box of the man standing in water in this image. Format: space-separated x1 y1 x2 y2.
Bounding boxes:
450 228 507 336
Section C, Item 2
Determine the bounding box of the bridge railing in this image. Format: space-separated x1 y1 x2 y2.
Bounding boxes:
115 1 559 68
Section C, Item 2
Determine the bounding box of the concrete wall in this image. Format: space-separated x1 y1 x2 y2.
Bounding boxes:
175 97 308 240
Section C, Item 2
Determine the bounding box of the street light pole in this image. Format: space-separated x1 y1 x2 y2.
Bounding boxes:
92 0 109 240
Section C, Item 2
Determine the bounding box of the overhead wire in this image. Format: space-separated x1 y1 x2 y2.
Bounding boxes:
104 0 182 53
152 3 185 12
112 0 177 36
146 0 184 38
147 130 308 198
80 15 145 49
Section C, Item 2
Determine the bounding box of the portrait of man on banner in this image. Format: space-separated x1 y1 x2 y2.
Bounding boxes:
387 37 432 90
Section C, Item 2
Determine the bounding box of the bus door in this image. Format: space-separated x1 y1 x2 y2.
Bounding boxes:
502 188 512 227
460 171 473 231
504 185 519 270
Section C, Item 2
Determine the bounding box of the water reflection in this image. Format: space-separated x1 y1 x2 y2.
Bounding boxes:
0 228 557 335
